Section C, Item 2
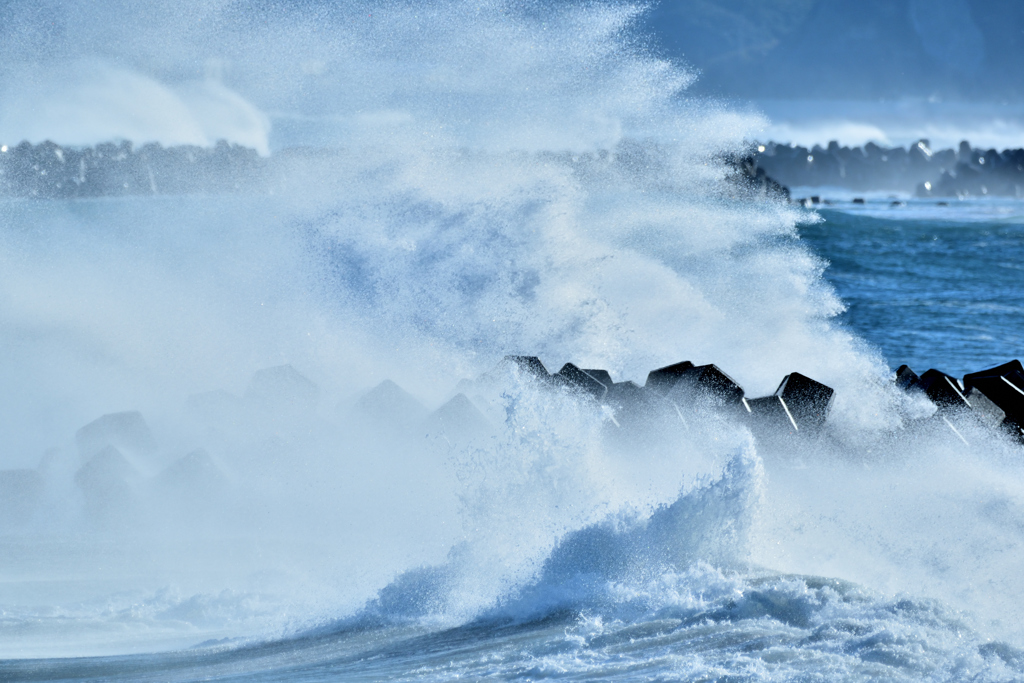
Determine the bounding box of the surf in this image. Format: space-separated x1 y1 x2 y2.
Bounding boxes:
1 1 1024 680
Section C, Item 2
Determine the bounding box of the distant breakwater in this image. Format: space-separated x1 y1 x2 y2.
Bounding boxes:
4 138 1018 201
755 140 1024 198
0 139 277 199
0 139 791 201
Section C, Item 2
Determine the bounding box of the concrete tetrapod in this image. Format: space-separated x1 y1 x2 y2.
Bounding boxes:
962 361 1024 443
744 372 835 434
644 361 694 396
666 364 746 409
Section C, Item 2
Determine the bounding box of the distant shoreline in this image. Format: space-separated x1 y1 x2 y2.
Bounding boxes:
755 139 1024 199
0 140 268 199
2 138 1022 200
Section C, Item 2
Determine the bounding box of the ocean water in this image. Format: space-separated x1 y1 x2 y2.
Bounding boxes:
2 2 1024 681
801 198 1024 379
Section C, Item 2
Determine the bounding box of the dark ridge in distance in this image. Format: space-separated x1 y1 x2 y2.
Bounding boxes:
754 139 1024 198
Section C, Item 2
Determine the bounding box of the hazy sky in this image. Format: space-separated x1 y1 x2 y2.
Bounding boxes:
0 0 1021 150
644 0 1024 102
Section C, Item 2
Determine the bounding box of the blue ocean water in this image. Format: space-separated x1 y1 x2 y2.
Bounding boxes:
801 199 1024 379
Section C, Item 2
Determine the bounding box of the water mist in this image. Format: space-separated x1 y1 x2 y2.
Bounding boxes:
1 2 1024 680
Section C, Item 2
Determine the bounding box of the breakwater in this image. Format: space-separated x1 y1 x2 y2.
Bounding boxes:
5 353 1022 534
755 140 1024 198
0 139 268 198
0 139 789 200
17 136 1018 202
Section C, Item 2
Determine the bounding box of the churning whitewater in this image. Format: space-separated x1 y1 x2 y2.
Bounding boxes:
2 1 1024 680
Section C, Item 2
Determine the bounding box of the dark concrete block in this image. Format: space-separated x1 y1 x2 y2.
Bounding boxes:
776 372 834 430
963 360 1024 392
601 381 685 444
74 446 140 521
936 379 1022 447
895 364 920 391
995 371 1024 423
745 395 799 434
644 361 694 395
916 369 970 411
962 361 1024 430
603 381 671 426
476 356 552 394
501 355 550 381
354 380 429 430
604 380 646 410
582 369 613 387
744 372 834 433
75 411 157 460
965 387 1009 431
555 363 608 400
667 364 745 407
